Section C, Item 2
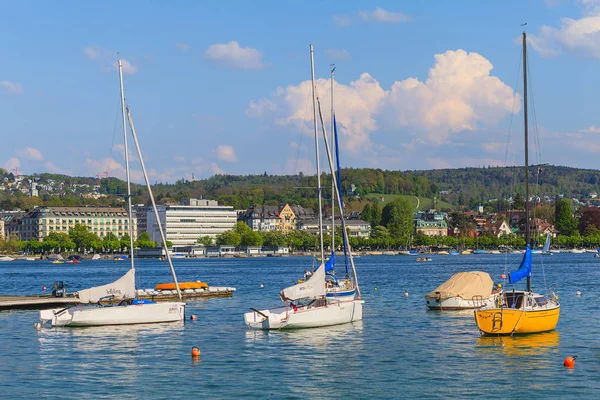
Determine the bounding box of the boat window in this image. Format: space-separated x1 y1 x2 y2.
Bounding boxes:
504 292 524 308
534 296 548 306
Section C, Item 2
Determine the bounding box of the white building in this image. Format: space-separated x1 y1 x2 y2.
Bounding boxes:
146 198 237 246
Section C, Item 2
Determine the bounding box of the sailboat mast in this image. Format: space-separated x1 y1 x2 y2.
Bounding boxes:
330 66 336 256
310 45 325 263
126 108 183 301
118 60 136 272
522 31 531 292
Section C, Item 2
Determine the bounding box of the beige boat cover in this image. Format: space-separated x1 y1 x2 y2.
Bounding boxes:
425 271 493 300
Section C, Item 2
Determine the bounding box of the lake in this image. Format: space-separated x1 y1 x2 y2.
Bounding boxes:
1 253 599 399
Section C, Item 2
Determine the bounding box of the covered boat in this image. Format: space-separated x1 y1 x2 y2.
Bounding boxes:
425 271 501 310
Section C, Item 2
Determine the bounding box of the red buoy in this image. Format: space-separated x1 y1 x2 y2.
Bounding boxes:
190 314 197 321
42 285 47 291
191 346 200 357
564 356 577 368
500 274 506 279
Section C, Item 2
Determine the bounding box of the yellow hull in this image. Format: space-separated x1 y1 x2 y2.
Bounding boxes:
474 306 560 335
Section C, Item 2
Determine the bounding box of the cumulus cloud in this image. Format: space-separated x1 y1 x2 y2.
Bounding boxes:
0 81 23 94
204 41 267 70
528 4 600 58
115 59 138 74
17 147 43 160
359 7 411 24
248 49 517 153
327 49 351 60
216 145 238 162
580 125 600 133
175 42 190 51
4 157 20 172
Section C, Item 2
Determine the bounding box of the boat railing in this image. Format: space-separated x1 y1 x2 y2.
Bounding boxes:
472 295 485 308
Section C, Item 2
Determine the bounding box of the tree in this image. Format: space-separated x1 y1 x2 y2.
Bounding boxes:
261 231 286 247
578 207 600 235
513 193 525 210
361 204 372 226
381 197 413 239
197 236 214 246
216 231 241 246
555 199 578 236
135 231 156 248
102 232 121 252
120 233 132 250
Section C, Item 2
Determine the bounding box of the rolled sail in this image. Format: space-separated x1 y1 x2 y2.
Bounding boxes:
509 245 532 284
77 269 136 303
280 263 326 301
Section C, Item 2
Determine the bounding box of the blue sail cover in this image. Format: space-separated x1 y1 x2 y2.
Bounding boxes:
509 244 532 284
325 253 335 272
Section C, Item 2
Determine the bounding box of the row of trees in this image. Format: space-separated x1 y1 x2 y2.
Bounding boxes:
1 223 168 255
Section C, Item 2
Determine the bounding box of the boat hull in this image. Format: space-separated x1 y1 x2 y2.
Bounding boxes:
40 302 186 327
474 305 560 335
426 293 500 311
244 299 363 330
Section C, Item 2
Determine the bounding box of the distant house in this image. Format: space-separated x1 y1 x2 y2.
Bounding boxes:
481 220 512 238
239 203 298 232
415 219 448 236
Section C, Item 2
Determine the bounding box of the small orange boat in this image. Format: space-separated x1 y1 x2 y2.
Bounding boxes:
155 281 208 290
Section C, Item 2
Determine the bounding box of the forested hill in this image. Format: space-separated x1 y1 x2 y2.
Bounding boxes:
410 165 600 206
3 165 599 211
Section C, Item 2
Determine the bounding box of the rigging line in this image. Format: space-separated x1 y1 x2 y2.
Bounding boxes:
526 51 544 168
503 46 523 168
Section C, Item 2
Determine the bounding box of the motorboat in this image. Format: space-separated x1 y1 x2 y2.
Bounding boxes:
426 271 501 310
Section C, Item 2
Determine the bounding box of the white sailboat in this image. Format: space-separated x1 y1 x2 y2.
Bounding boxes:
244 45 363 330
39 60 185 327
541 232 552 255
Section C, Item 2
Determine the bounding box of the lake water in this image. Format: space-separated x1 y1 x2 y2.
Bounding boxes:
1 254 600 399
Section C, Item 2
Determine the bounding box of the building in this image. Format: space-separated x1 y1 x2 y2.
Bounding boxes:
132 205 153 238
146 198 237 246
481 220 512 238
415 219 448 236
1 210 28 239
344 219 372 238
297 218 371 238
239 203 298 232
15 206 135 241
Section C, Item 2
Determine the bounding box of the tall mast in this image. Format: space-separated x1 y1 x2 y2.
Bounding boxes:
126 108 182 301
522 31 531 292
118 60 135 272
310 45 325 263
330 66 336 256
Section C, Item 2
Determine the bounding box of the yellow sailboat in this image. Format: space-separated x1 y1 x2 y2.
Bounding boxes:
474 31 560 335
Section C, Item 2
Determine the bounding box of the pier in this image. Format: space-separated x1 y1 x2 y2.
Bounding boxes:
0 287 236 311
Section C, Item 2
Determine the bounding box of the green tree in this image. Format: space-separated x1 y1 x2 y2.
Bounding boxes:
216 231 241 246
361 204 372 226
555 199 578 236
370 203 382 227
103 232 121 252
197 236 214 246
135 231 157 248
381 197 414 239
241 230 263 246
262 231 286 247
513 193 525 210
120 233 132 250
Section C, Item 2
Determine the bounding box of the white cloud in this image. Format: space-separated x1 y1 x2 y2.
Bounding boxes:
115 59 138 74
248 49 517 153
333 15 352 27
580 125 600 133
529 6 600 58
204 41 267 70
16 147 43 161
83 45 113 60
216 145 238 162
175 42 190 51
327 49 351 60
4 157 20 172
480 142 506 153
84 45 138 74
359 7 411 24
0 81 23 94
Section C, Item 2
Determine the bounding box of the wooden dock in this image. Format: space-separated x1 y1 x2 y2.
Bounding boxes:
0 287 236 311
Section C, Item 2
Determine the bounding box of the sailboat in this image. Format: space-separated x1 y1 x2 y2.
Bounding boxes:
541 232 552 255
39 60 185 327
244 45 363 330
474 32 560 335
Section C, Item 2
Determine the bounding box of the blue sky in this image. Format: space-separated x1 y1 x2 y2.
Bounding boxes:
2 0 600 183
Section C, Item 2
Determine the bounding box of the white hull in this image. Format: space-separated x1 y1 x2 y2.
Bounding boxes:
244 299 363 330
0 256 14 262
425 293 500 311
39 302 185 327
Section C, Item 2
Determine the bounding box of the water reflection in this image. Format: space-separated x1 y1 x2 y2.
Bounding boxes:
37 323 185 396
476 330 560 356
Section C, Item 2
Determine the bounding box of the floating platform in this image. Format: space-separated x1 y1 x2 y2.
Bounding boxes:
0 287 236 311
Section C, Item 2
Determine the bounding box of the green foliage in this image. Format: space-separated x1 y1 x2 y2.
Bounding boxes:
120 233 132 250
216 231 241 246
135 231 156 248
102 232 121 252
197 236 214 246
381 197 414 239
513 193 525 210
555 199 578 236
68 223 101 251
261 231 286 247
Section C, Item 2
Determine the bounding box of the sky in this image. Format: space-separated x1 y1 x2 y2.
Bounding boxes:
2 0 600 183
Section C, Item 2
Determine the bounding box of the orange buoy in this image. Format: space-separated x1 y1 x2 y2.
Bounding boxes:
190 314 197 321
564 356 577 368
191 346 200 357
42 285 47 291
500 274 506 279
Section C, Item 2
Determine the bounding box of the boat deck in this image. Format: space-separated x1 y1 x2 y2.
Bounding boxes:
0 287 236 310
